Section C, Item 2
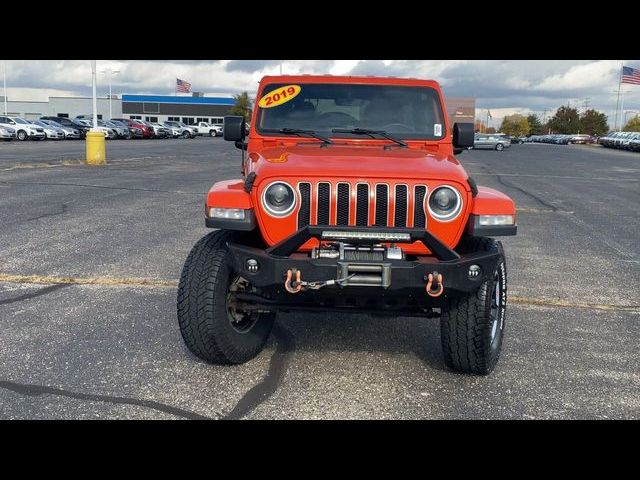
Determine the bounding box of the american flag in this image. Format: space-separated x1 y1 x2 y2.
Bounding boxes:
621 66 640 85
176 78 192 93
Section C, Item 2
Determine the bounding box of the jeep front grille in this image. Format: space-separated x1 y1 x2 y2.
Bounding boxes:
297 182 427 229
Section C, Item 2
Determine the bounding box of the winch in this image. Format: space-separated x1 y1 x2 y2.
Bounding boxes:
310 242 404 262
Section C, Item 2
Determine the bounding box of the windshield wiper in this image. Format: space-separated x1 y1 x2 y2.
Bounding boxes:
277 128 333 144
331 128 407 147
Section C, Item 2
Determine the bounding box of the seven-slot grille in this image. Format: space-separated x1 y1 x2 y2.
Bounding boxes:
297 182 427 229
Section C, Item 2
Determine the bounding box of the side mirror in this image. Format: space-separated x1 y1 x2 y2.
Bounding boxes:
223 116 246 142
453 122 474 154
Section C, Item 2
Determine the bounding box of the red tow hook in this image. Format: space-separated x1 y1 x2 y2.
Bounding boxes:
285 268 302 294
426 271 444 297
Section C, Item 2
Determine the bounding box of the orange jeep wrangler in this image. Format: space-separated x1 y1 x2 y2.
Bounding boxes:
177 75 517 375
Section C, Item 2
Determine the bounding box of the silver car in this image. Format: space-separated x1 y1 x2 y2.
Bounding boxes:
473 134 511 151
1 125 16 141
32 120 65 140
104 120 129 139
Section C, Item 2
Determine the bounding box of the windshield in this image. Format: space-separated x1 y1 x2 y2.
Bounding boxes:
257 83 446 140
14 118 30 124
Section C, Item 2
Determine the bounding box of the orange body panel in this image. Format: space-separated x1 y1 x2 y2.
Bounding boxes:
206 180 252 209
471 187 517 216
207 75 516 255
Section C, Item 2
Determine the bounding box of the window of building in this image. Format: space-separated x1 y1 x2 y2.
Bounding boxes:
145 116 158 123
57 113 69 118
196 118 209 124
130 115 142 120
182 117 195 125
168 117 180 122
211 117 224 124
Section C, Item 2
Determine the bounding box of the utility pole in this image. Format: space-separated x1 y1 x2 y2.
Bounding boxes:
582 96 591 111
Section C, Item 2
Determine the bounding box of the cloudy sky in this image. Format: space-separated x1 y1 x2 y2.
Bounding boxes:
2 60 640 127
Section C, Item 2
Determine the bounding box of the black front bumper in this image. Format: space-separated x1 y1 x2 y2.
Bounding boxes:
226 226 501 309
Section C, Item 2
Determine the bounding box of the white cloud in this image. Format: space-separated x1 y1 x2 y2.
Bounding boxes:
3 60 640 127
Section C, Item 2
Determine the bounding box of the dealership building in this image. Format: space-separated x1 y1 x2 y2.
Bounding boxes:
1 93 236 125
2 93 474 127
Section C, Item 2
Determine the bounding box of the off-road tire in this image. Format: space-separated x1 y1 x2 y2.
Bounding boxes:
440 236 507 375
177 230 275 364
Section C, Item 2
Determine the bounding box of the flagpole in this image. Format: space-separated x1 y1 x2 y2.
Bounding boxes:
614 62 622 131
620 87 626 130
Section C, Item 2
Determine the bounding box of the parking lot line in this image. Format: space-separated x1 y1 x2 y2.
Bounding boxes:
0 273 178 288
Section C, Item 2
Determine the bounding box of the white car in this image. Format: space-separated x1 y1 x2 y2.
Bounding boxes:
1 125 16 141
191 121 223 136
163 121 196 138
32 120 65 140
0 116 46 141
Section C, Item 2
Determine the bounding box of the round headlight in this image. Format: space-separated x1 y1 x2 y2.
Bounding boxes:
262 181 296 216
428 186 462 221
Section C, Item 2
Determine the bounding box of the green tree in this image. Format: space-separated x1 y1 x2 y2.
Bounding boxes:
546 105 580 134
499 114 530 136
622 115 640 132
527 114 544 135
229 91 252 122
579 109 609 136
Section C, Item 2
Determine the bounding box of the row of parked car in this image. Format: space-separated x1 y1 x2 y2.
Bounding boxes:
598 131 640 151
0 115 223 142
525 134 596 145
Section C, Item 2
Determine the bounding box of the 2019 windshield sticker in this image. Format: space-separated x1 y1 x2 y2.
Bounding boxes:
434 124 442 136
258 85 302 109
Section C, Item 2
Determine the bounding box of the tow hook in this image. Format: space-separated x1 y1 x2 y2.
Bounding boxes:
285 268 302 294
426 271 444 297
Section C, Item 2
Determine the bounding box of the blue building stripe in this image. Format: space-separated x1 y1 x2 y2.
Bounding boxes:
122 94 235 105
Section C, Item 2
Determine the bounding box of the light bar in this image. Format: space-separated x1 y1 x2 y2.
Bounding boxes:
478 215 514 226
207 207 246 220
322 230 411 242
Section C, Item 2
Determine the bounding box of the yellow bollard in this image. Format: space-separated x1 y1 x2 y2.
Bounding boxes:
85 130 106 165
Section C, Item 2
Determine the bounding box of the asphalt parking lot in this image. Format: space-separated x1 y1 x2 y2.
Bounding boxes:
1 138 638 419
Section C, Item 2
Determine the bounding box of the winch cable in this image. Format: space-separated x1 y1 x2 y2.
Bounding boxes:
285 268 356 292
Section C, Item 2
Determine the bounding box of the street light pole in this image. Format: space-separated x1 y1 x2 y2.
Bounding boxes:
2 60 7 115
86 60 106 165
91 60 98 129
101 68 120 119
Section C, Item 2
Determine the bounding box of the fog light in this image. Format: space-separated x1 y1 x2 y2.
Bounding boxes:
207 207 246 220
245 258 259 273
468 264 481 280
479 215 514 226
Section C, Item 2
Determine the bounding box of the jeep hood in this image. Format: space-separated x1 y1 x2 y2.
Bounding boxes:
250 144 469 185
